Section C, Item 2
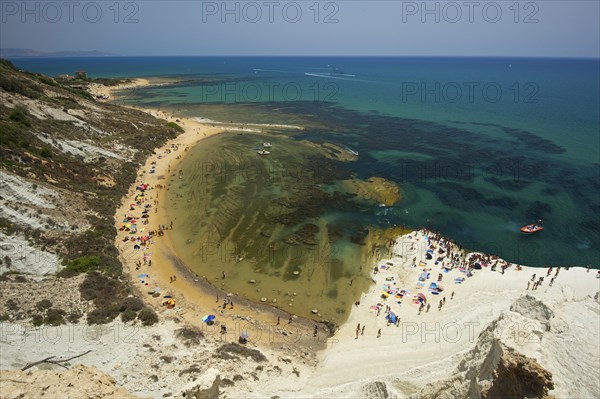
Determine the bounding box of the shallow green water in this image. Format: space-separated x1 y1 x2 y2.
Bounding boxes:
166 132 383 324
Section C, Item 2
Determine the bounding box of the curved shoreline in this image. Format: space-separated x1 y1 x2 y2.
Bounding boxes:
111 95 332 352
105 79 599 398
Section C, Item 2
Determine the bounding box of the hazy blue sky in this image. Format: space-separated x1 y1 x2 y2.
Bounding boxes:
1 1 599 57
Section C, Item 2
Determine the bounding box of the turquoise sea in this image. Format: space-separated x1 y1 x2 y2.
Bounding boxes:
12 56 600 267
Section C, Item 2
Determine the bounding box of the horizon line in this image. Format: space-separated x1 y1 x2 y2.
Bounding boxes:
3 54 600 60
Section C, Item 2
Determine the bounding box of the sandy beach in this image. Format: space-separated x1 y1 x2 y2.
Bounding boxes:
110 84 329 355
104 80 599 398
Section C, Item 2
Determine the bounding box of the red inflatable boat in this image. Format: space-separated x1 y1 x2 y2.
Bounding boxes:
521 220 544 233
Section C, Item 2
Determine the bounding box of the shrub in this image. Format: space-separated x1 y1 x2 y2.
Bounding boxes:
87 305 120 325
138 307 158 326
215 343 267 362
166 122 184 133
0 313 9 321
9 106 31 127
5 299 19 311
65 255 100 274
160 355 175 364
119 296 144 312
36 299 53 311
39 147 52 158
0 75 41 98
121 309 137 323
175 327 204 346
68 312 82 323
32 314 44 326
44 308 66 326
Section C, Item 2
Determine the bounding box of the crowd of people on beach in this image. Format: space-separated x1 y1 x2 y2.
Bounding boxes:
355 228 598 340
118 145 185 311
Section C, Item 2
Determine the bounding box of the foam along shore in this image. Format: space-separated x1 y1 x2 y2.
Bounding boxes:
285 228 600 398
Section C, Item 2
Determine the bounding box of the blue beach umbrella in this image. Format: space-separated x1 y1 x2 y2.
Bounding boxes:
202 315 216 323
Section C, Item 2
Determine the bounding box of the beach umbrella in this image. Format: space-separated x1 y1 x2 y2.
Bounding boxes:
138 273 148 278
202 315 216 323
240 331 249 340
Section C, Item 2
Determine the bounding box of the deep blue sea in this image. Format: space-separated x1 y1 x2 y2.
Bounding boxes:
11 56 600 266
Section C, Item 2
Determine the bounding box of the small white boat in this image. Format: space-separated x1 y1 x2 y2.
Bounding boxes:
257 150 270 155
263 142 272 148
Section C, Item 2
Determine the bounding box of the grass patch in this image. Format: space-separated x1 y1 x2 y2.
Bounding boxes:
64 255 101 274
166 122 184 133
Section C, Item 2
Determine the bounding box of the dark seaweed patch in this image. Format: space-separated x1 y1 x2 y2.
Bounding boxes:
541 187 561 196
502 127 566 154
482 196 519 209
525 201 553 220
580 220 599 233
484 176 532 191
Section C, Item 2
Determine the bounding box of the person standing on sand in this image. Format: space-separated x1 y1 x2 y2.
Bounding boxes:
222 271 226 279
426 303 431 312
276 316 280 325
314 325 318 337
361 325 365 335
531 273 536 281
438 300 443 311
288 315 293 324
527 281 530 290
451 291 454 299
377 329 381 338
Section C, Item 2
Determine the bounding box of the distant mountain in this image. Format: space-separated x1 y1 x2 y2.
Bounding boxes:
0 48 116 58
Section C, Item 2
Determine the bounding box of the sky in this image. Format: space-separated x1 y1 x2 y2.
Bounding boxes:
1 0 599 57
